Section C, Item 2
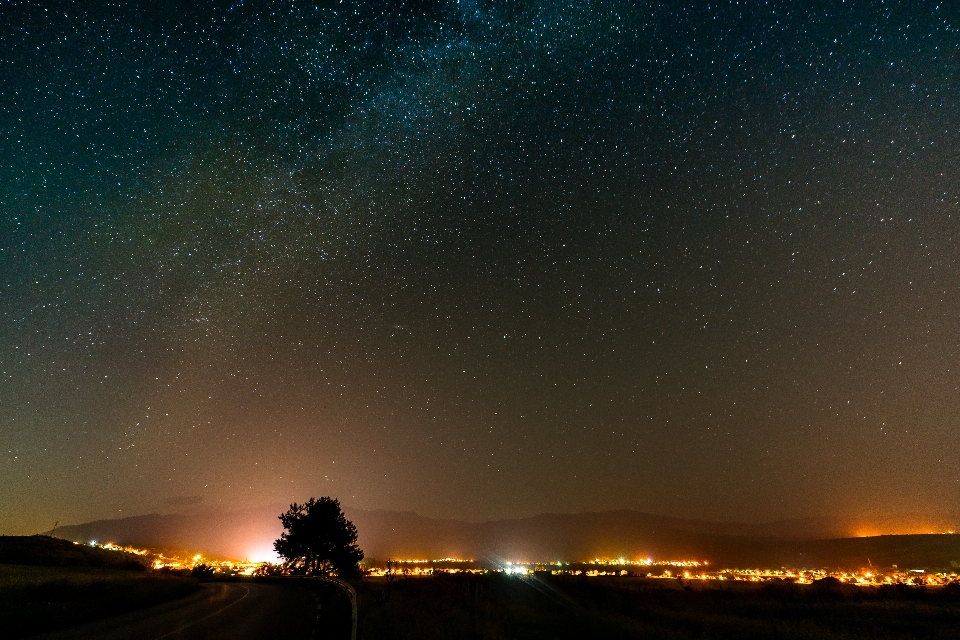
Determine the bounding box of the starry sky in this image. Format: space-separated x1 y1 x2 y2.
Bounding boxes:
2 0 959 536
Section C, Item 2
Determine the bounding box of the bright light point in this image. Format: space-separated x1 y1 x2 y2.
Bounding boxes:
247 546 281 563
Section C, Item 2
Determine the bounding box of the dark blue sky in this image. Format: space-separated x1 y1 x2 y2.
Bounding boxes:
2 0 959 534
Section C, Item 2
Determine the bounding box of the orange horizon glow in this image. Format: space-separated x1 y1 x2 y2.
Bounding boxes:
246 546 282 563
850 524 959 538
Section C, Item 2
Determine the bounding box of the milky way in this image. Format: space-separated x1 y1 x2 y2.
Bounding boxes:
2 1 959 534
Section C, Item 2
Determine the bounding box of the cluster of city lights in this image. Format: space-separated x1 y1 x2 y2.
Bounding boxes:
390 558 474 564
496 558 706 576
494 563 959 585
79 540 149 556
76 541 960 586
150 552 261 576
713 568 960 586
367 565 487 576
586 558 707 568
366 558 482 576
371 557 958 586
78 540 261 576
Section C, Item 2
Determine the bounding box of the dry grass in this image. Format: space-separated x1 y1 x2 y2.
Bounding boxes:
0 564 198 638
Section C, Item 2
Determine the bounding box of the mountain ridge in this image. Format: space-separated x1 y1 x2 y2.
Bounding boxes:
47 506 960 569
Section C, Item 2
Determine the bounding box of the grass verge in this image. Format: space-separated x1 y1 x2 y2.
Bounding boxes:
0 564 199 638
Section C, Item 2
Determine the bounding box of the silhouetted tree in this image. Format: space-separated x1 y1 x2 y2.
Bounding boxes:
191 563 215 579
274 497 364 577
253 562 284 577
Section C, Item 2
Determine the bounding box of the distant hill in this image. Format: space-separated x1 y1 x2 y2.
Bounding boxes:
774 534 960 571
49 508 960 571
0 535 147 570
50 507 282 562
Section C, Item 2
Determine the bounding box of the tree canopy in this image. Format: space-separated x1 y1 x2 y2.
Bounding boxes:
274 497 364 576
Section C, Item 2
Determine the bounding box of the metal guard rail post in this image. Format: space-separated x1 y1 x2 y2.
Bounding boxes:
310 575 357 640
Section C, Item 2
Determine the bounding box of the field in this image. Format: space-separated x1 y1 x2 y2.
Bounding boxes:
0 564 198 639
353 573 960 639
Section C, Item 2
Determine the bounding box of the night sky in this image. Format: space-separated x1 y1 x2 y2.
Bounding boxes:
3 1 959 536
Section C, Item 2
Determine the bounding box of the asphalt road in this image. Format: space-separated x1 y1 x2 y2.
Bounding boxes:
35 582 320 640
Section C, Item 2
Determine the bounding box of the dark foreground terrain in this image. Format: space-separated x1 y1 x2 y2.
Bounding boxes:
32 582 323 640
0 536 354 639
357 573 960 639
4 573 350 640
0 536 202 638
7 569 960 639
0 563 200 638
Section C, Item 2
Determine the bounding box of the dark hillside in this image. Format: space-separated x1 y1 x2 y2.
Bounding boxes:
0 535 147 570
792 534 960 571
